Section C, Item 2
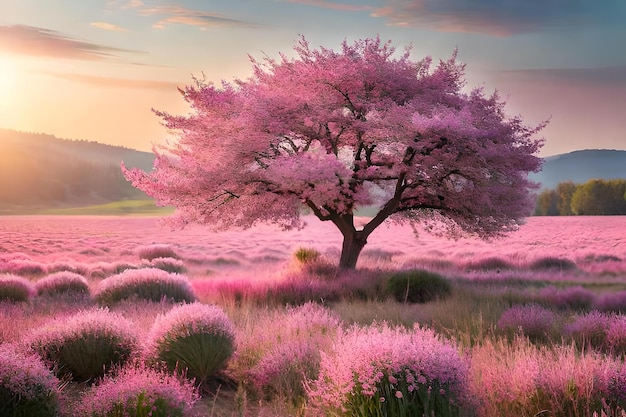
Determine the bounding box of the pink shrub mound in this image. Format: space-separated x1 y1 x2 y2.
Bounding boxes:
0 259 47 276
77 365 199 417
497 304 558 342
565 310 612 351
536 285 595 311
148 257 186 273
25 307 139 382
235 302 341 402
137 244 180 261
0 273 36 302
144 302 236 384
470 337 617 417
94 268 196 305
35 271 90 297
309 322 469 416
0 343 61 416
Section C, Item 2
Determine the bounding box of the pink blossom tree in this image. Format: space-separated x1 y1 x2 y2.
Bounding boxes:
123 37 545 269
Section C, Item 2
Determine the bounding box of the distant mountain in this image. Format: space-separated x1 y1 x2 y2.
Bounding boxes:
0 129 155 210
530 149 626 190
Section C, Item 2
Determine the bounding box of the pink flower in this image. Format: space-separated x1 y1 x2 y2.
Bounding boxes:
395 391 403 399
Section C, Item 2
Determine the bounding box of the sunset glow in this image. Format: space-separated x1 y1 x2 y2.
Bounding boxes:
0 1 624 155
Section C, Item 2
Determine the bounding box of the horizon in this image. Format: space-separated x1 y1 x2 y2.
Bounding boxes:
1 1 625 157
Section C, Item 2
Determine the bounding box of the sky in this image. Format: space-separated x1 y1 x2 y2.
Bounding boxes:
0 0 625 157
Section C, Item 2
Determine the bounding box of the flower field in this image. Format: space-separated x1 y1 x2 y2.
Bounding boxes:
1 214 625 416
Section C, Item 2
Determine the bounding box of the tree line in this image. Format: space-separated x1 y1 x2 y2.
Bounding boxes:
535 179 626 216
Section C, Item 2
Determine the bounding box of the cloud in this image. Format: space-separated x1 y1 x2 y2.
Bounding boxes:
138 5 256 30
90 22 128 32
281 0 373 12
371 0 625 36
41 71 181 91
0 25 138 60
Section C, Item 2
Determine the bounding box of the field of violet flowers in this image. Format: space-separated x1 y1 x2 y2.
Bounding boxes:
1 214 626 416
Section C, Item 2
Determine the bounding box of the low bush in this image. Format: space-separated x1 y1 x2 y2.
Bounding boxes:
235 303 341 404
565 310 612 351
94 268 196 305
464 257 514 272
0 344 61 417
0 259 47 277
309 323 469 417
594 291 626 313
385 269 452 303
77 365 199 417
137 244 180 261
536 285 595 311
149 257 186 274
35 271 90 297
529 256 577 271
293 247 320 264
470 336 616 417
26 308 139 382
497 304 558 342
144 302 236 385
0 274 35 302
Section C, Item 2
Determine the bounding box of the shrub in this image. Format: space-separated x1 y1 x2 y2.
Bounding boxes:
470 336 615 417
137 244 179 261
464 257 514 272
149 257 186 274
594 291 626 313
1 260 47 276
236 303 341 403
144 302 236 385
94 268 196 305
537 285 595 311
250 340 320 404
309 323 469 417
565 311 611 351
293 247 320 264
77 365 199 417
0 274 35 302
35 271 90 297
497 304 557 342
529 256 577 271
0 344 60 417
385 269 451 303
26 308 139 382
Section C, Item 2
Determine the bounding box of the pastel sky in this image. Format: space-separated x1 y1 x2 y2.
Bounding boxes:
0 0 624 157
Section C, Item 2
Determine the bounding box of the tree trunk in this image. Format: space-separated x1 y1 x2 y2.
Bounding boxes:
338 230 367 269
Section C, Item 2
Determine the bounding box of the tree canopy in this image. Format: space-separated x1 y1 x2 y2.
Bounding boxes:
123 37 545 269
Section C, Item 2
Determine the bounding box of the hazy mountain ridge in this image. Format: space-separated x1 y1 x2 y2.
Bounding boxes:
0 129 154 210
531 149 626 189
1 129 624 209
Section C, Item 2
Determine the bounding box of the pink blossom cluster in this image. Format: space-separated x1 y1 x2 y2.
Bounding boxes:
308 322 469 413
0 342 60 402
76 365 199 417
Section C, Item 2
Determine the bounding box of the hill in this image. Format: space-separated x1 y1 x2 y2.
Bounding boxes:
531 149 626 189
0 129 155 211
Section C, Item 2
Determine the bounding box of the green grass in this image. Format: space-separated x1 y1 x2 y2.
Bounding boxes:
33 200 174 216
